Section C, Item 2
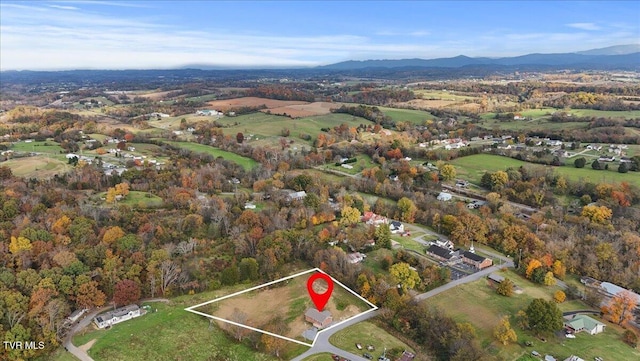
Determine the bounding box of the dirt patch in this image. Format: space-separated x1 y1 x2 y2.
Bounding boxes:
79 339 96 352
207 97 308 112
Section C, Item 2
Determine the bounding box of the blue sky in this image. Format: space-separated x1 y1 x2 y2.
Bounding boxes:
1 1 638 70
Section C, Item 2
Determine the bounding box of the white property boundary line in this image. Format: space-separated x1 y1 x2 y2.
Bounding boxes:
184 267 378 347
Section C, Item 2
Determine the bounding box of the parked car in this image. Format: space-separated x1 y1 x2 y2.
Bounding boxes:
363 353 373 360
531 350 541 357
565 333 576 339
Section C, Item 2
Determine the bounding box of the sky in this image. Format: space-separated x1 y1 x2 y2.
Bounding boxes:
1 0 639 71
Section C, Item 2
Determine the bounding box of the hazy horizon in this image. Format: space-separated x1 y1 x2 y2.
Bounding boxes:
1 1 639 71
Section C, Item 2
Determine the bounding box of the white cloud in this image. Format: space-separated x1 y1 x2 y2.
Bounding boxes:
49 5 78 10
566 22 601 31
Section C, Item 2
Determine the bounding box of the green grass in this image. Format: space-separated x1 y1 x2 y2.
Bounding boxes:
328 154 375 175
378 107 435 125
427 269 640 361
95 191 164 208
11 140 65 154
329 321 413 356
302 353 336 361
391 235 425 253
44 348 79 361
166 141 258 170
451 154 640 187
3 156 71 178
71 301 277 361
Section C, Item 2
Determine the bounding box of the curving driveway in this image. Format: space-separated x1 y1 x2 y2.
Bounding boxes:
62 298 170 361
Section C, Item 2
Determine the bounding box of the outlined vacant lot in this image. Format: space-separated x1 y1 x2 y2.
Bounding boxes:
185 268 377 347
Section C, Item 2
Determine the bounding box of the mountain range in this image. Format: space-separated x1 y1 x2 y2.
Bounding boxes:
318 44 640 70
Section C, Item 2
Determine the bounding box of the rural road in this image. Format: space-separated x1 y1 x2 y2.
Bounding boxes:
62 298 170 361
294 255 514 360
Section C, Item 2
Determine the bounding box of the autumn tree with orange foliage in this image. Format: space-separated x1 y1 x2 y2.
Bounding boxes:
602 290 638 325
526 259 542 279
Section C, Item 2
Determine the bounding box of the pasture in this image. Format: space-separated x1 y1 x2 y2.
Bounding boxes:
165 141 258 170
2 156 71 178
11 140 65 154
427 269 639 361
378 106 435 125
451 154 640 187
207 97 307 111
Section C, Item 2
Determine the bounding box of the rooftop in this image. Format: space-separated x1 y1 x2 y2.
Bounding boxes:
304 308 331 323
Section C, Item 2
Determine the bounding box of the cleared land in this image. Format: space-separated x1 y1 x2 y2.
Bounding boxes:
451 154 640 187
263 102 342 118
70 300 278 361
378 107 435 125
194 271 371 343
95 191 164 208
329 321 414 356
207 97 308 111
2 156 71 178
427 269 640 360
165 141 258 170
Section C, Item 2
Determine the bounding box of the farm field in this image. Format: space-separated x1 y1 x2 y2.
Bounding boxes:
193 270 372 343
427 269 639 361
165 141 258 170
451 154 640 187
2 156 71 178
328 321 414 356
11 140 65 154
378 106 434 125
207 97 308 111
262 101 343 118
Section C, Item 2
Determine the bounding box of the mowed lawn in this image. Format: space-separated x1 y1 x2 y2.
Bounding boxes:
329 321 413 356
70 301 277 361
378 107 434 125
10 140 66 154
302 353 335 361
166 141 258 170
219 112 369 145
427 269 640 361
451 154 640 187
2 156 71 178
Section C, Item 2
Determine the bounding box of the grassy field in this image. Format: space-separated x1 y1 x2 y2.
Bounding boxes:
427 269 640 360
194 270 372 342
166 141 258 170
329 321 413 356
451 154 640 187
95 191 164 208
302 353 335 361
2 156 71 178
70 301 278 361
11 140 66 154
378 107 435 125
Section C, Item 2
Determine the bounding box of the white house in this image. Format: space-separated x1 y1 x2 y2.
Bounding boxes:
66 308 88 323
437 192 453 201
94 305 142 329
564 315 606 335
347 252 366 264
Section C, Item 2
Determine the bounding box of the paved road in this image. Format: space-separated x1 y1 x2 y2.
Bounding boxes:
294 254 514 360
62 298 170 361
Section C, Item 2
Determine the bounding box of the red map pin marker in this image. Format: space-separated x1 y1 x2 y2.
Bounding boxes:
307 272 334 312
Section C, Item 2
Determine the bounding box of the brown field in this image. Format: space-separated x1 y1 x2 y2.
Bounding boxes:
207 97 308 111
135 90 174 100
200 272 369 341
262 102 342 118
397 99 461 109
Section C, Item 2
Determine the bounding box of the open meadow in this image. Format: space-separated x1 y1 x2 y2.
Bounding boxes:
165 141 258 170
451 154 640 187
329 321 414 356
194 271 372 343
427 269 640 360
2 156 71 178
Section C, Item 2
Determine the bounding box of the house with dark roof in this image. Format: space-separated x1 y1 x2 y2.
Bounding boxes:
94 305 142 329
389 221 404 234
462 251 493 270
426 245 460 264
304 308 332 329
